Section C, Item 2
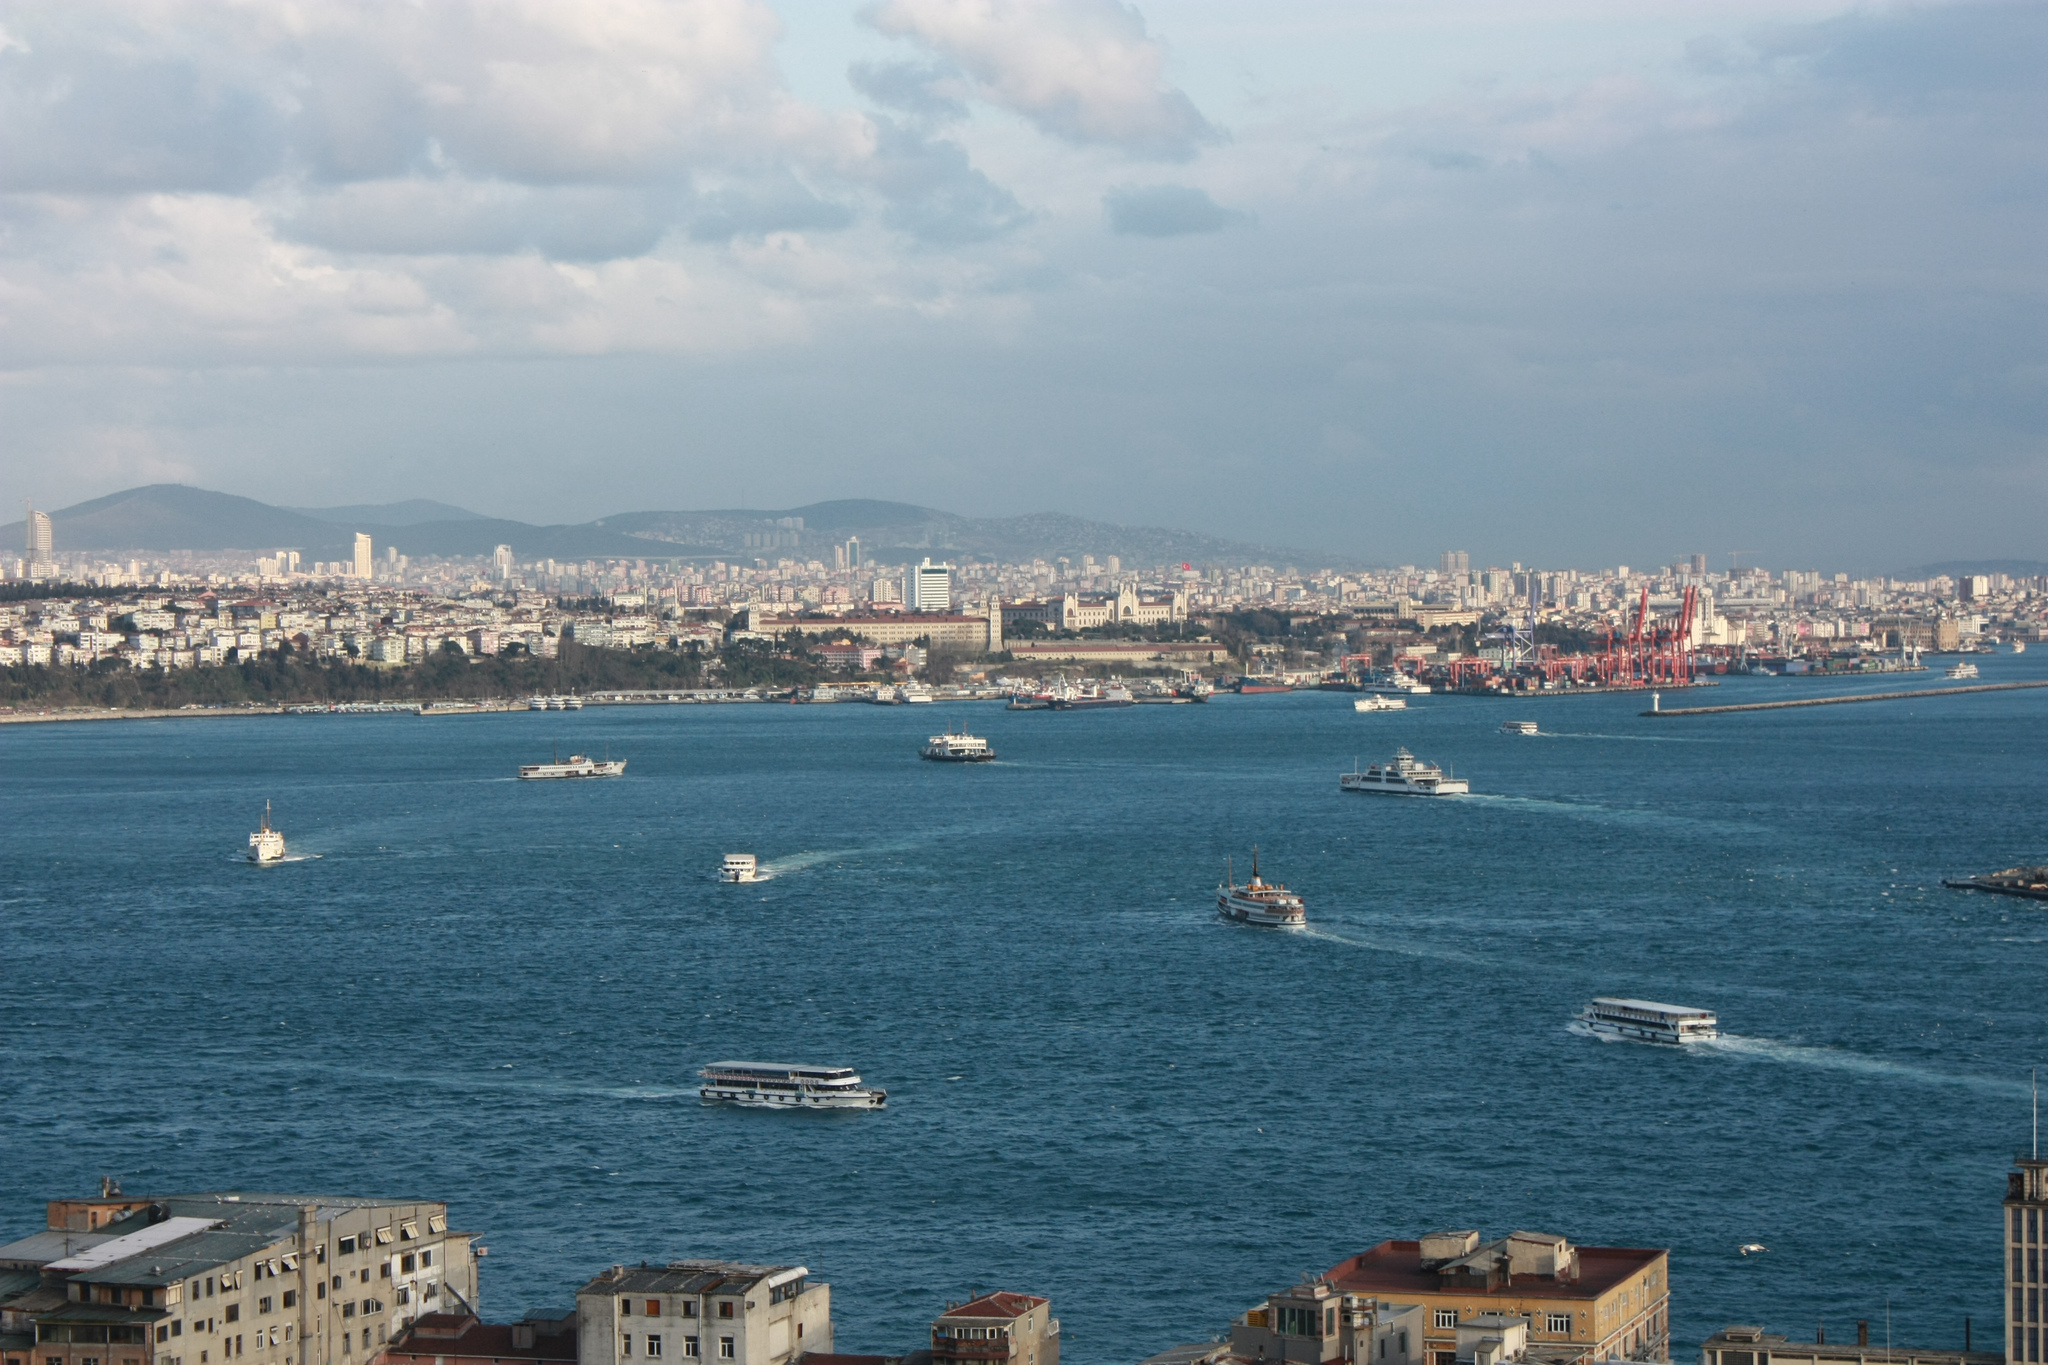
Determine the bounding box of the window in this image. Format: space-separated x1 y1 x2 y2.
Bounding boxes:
646 1301 661 1317
338 1238 357 1256
683 1340 699 1358
343 1305 356 1320
718 1304 733 1320
1400 1332 1408 1353
317 1246 327 1266
682 1305 697 1320
1434 1311 1457 1330
158 1330 170 1344
648 1337 662 1357
719 1339 734 1359
341 1333 351 1355
258 1299 273 1316
375 1229 393 1245
622 1337 633 1358
428 1216 447 1234
1547 1315 1572 1335
420 1251 432 1269
174 1322 183 1337
224 1307 239 1325
282 1293 296 1310
399 1223 418 1241
380 1264 391 1280
622 1300 634 1316
401 1255 416 1274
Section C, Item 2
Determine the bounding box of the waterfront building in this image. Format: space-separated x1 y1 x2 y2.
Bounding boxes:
757 608 1000 654
929 1292 1057 1365
910 560 952 612
576 1261 830 1365
1324 1231 1670 1364
353 534 373 580
1226 1275 1424 1365
383 1310 577 1365
0 1184 479 1365
2008 1151 2048 1363
1700 1324 1998 1365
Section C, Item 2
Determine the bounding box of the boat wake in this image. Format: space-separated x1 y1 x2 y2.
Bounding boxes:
1297 924 1502 969
756 848 863 878
1700 1033 2028 1094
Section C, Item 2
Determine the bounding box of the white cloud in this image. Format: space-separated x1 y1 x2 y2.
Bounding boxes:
861 0 1219 158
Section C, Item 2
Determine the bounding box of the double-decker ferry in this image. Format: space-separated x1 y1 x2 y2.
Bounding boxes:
518 752 626 779
1574 997 1719 1044
921 730 996 762
720 853 759 883
1216 849 1307 928
1354 695 1407 712
248 801 286 864
1363 670 1431 696
1500 720 1539 735
1946 661 1979 680
1340 749 1469 796
698 1062 886 1109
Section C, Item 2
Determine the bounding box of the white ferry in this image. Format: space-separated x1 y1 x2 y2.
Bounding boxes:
698 1061 886 1109
1500 720 1540 735
518 752 626 779
1364 671 1431 696
900 683 935 704
1341 749 1469 796
720 853 759 883
1946 661 1979 680
921 730 996 762
1354 695 1407 712
563 695 584 710
1574 997 1719 1044
1216 849 1307 928
248 801 286 864
527 695 548 711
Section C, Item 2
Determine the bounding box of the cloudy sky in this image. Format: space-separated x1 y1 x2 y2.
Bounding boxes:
0 0 2041 569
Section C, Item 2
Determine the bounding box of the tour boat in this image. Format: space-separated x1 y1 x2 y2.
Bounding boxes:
921 730 996 762
1216 849 1307 928
527 695 548 711
1354 695 1407 712
248 801 286 864
1363 671 1431 696
720 853 759 883
519 751 626 779
1574 997 1719 1044
1946 661 1979 680
1340 749 1469 796
1500 720 1539 735
698 1061 886 1109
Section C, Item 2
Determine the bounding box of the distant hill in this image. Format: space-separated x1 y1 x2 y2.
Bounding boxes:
289 499 488 526
1908 560 2048 580
2 484 1320 567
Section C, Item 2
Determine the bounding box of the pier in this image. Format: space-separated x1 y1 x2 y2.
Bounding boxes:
1641 679 2048 716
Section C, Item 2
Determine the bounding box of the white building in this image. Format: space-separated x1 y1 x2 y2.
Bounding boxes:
577 1260 830 1365
353 533 373 580
910 558 952 612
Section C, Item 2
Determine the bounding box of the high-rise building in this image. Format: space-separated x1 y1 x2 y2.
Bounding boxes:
845 537 861 570
910 558 952 612
833 544 847 573
2008 1151 2048 1363
26 509 57 580
354 533 374 579
1439 551 1470 576
494 544 514 580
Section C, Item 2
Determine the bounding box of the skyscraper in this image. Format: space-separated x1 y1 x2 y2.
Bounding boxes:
910 558 952 612
1440 550 1470 576
353 532 373 579
494 544 514 579
2008 1150 2048 1364
846 537 861 570
26 509 55 580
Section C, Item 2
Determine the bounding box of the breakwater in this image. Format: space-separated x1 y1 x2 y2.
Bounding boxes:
1642 678 2048 716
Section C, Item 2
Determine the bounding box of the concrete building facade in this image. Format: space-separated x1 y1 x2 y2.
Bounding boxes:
2008 1153 2048 1364
1228 1275 1424 1365
928 1292 1056 1365
577 1262 830 1365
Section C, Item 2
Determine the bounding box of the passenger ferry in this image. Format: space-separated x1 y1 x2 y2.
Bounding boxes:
1216 849 1307 928
720 853 759 883
900 683 935 704
698 1061 886 1109
1574 997 1719 1044
527 695 548 711
1500 720 1540 735
921 730 996 762
518 751 626 779
1363 670 1431 696
248 801 286 864
1946 661 1980 680
1354 695 1407 712
1340 749 1469 796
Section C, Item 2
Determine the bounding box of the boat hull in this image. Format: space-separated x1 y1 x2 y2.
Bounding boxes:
1216 891 1305 928
699 1087 886 1109
1340 775 1468 796
922 751 996 762
1575 1015 1717 1045
1051 698 1134 709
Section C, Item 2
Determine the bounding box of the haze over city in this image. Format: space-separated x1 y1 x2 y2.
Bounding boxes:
3 0 2042 569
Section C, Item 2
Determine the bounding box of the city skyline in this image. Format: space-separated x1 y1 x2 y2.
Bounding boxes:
1 2 2042 567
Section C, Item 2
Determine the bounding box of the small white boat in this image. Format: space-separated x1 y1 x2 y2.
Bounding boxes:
519 751 626 779
1216 848 1306 928
1354 695 1407 712
699 1061 885 1109
1340 749 1469 796
248 800 286 864
921 730 995 762
720 853 759 883
2015 641 2028 654
1500 720 1539 735
1574 997 1719 1044
1946 661 1979 680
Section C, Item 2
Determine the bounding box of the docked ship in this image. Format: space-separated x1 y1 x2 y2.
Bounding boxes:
1340 749 1469 796
518 750 627 779
1051 679 1134 709
1233 677 1291 694
1354 695 1407 712
1362 670 1431 696
1500 720 1539 735
527 695 548 710
698 1061 886 1109
248 801 286 864
900 683 935 704
720 853 759 883
1946 661 1980 680
1574 997 1719 1044
921 729 996 762
1215 849 1306 928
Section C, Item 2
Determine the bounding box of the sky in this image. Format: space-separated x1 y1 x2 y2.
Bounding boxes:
0 0 2042 570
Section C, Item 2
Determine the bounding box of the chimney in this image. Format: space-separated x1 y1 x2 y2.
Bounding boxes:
1858 1323 1869 1347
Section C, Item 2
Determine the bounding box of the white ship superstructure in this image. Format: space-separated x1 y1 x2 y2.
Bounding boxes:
720 853 759 883
699 1061 886 1109
1215 849 1307 928
518 752 627 779
1500 720 1539 735
1340 749 1469 796
1363 670 1431 696
1574 997 1719 1044
921 730 996 762
1354 695 1407 712
1946 661 1979 679
248 801 285 864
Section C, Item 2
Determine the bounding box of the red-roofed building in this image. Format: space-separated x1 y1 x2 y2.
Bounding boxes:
378 1312 577 1365
929 1293 1057 1365
1324 1233 1669 1365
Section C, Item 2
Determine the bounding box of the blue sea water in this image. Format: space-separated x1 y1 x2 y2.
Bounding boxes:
5 658 2048 1364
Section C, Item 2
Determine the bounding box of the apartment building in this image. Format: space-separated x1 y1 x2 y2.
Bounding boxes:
928 1293 1057 1365
577 1261 830 1365
1227 1276 1423 1365
1325 1231 1670 1365
0 1188 477 1365
2008 1152 2048 1364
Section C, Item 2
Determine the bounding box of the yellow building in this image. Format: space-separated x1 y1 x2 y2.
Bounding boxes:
1327 1232 1670 1365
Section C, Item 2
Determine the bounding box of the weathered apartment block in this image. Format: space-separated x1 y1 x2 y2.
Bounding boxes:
576 1261 829 1365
